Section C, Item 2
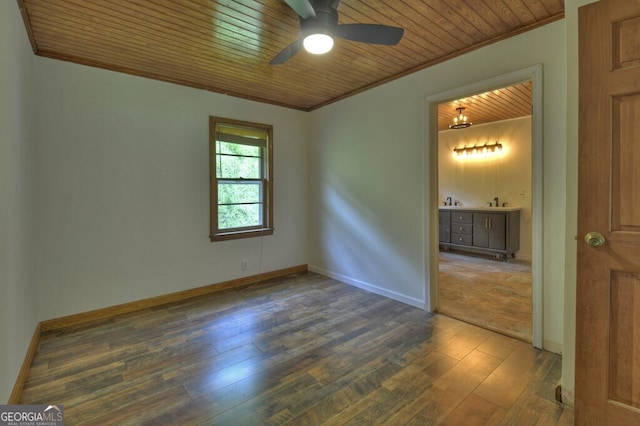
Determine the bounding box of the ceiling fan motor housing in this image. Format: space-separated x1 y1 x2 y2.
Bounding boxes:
300 4 338 38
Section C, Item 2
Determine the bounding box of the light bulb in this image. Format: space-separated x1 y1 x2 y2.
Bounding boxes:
303 33 334 54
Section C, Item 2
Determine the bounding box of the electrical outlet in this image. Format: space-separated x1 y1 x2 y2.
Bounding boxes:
241 259 248 271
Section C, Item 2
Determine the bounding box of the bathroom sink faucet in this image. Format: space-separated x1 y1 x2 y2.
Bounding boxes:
446 196 452 206
494 196 499 207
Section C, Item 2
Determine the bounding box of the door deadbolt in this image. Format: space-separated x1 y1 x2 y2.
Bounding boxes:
584 232 606 247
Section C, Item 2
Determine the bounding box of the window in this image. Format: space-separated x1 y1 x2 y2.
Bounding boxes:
209 116 273 241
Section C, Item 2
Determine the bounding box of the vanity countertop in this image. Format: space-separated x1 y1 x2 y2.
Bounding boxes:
439 206 521 212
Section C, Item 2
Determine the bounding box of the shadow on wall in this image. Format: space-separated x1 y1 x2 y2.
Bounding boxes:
311 174 424 307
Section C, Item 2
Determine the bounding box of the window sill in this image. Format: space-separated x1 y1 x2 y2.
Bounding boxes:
210 227 274 242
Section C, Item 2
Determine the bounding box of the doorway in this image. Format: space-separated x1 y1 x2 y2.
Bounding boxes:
436 86 533 341
424 66 544 348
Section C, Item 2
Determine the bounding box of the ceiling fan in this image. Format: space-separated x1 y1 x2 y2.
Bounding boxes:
270 0 405 65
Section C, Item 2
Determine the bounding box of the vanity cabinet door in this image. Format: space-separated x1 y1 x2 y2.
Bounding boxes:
487 213 506 250
439 211 451 243
472 213 506 250
473 214 490 248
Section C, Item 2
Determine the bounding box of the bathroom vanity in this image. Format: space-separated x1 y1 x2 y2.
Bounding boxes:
439 206 521 259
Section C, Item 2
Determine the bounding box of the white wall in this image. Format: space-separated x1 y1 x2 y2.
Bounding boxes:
438 117 533 260
32 59 310 321
308 76 427 307
309 20 566 349
0 1 38 402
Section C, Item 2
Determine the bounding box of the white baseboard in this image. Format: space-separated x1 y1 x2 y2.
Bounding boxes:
560 385 575 407
308 265 425 310
543 339 563 354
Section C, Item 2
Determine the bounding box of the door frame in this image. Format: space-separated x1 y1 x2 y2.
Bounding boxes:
423 64 544 348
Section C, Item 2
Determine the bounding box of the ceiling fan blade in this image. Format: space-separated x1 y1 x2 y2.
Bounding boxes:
336 23 404 45
270 39 303 65
284 0 316 19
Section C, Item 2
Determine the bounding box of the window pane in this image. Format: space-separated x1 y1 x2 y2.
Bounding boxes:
218 204 262 229
217 141 261 157
218 182 262 204
216 153 261 179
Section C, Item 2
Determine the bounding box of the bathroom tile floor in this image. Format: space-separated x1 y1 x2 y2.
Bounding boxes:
438 251 532 342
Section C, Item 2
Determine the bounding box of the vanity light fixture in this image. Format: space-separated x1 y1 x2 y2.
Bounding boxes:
449 107 472 129
453 141 503 157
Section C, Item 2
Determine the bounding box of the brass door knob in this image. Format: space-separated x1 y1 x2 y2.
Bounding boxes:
584 232 605 247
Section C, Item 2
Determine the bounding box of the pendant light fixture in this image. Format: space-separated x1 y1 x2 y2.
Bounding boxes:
449 107 472 129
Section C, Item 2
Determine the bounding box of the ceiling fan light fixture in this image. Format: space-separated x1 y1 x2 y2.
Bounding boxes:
272 0 404 64
303 33 334 54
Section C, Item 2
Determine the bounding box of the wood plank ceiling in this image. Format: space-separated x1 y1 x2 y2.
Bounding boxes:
18 0 561 123
437 81 532 131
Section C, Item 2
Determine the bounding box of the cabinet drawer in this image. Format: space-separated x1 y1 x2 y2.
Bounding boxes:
452 224 472 234
451 233 473 245
451 212 473 224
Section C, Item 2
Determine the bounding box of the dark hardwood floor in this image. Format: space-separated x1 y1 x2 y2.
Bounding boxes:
438 251 532 342
20 272 571 425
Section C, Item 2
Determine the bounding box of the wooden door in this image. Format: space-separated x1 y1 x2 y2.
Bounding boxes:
576 0 640 423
